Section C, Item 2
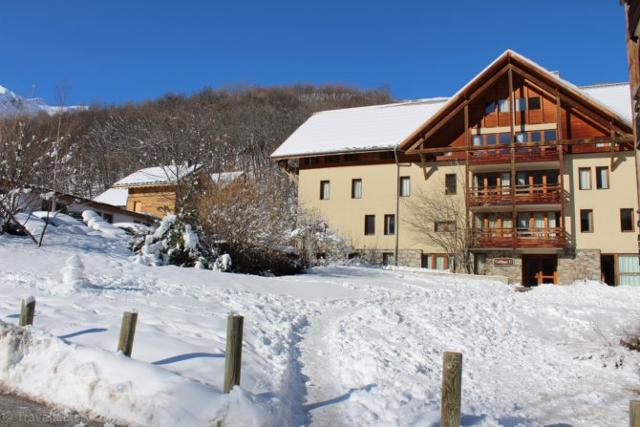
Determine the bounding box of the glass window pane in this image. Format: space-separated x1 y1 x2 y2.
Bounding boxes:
516 132 528 144
544 130 557 141
400 177 410 197
515 98 526 111
498 99 510 112
485 134 496 145
473 135 483 146
530 132 541 142
619 256 640 273
528 97 541 110
485 101 496 114
499 133 511 145
579 169 591 190
435 256 445 270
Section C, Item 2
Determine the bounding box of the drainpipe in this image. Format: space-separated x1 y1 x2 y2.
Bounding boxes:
393 146 401 266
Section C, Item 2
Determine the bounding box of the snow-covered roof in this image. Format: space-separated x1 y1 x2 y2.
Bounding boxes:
579 82 631 123
113 164 201 188
271 50 632 159
93 188 128 207
210 171 244 185
270 98 449 159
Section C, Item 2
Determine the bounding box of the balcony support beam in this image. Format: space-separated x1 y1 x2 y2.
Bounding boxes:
508 68 517 251
557 92 566 231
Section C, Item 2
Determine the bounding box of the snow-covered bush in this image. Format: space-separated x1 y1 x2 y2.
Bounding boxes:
195 176 302 275
291 212 350 268
131 214 217 268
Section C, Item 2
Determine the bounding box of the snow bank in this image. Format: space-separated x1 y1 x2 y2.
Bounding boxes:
82 210 127 239
0 320 272 427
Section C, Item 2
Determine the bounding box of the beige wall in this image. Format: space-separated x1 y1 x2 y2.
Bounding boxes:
564 152 638 253
299 152 639 257
298 161 464 254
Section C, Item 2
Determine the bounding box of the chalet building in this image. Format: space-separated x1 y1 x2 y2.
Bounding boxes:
97 165 244 219
272 50 640 286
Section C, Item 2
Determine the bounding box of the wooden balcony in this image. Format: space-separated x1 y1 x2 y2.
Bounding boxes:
469 184 562 207
473 227 567 249
468 145 560 165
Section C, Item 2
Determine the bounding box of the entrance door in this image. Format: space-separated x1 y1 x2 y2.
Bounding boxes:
522 255 558 286
601 255 615 286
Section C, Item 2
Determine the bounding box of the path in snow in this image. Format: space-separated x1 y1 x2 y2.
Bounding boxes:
0 393 104 426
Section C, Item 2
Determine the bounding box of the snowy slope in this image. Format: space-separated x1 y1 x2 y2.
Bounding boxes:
0 215 639 426
0 84 84 116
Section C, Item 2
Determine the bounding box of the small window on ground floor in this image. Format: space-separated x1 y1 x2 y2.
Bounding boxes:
618 255 640 286
422 254 452 271
382 252 395 266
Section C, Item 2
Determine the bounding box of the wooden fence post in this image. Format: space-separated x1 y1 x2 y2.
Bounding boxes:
631 400 640 427
117 311 138 357
223 314 244 393
19 297 36 326
441 351 462 427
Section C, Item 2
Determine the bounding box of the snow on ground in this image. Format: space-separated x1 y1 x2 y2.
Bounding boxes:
0 214 639 426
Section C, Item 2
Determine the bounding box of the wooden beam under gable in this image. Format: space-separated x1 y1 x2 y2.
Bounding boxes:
404 64 512 153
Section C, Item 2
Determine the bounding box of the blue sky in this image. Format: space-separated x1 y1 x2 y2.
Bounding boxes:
0 1 629 106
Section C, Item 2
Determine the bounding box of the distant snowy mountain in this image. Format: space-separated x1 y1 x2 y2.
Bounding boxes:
0 84 85 116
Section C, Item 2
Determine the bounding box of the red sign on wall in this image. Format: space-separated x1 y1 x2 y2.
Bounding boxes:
493 258 514 266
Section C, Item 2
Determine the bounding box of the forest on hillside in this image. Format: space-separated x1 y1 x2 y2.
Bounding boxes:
0 85 392 273
1 85 392 198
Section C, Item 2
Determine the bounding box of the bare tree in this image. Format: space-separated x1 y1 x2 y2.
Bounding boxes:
403 167 475 273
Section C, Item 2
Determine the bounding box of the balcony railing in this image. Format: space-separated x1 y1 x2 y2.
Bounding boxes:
468 144 560 165
473 227 567 249
469 183 562 207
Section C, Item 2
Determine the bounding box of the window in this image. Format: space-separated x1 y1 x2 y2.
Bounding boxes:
435 221 456 232
399 176 411 197
498 99 510 112
325 155 339 164
578 168 591 190
530 131 541 142
499 133 511 145
621 208 634 232
485 134 496 145
595 167 609 189
544 130 557 142
445 174 457 195
364 215 375 235
382 252 395 266
485 101 496 114
384 214 396 235
515 98 526 111
580 209 593 233
351 179 362 199
618 255 640 286
528 97 541 110
320 180 330 200
472 135 483 146
516 132 528 144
